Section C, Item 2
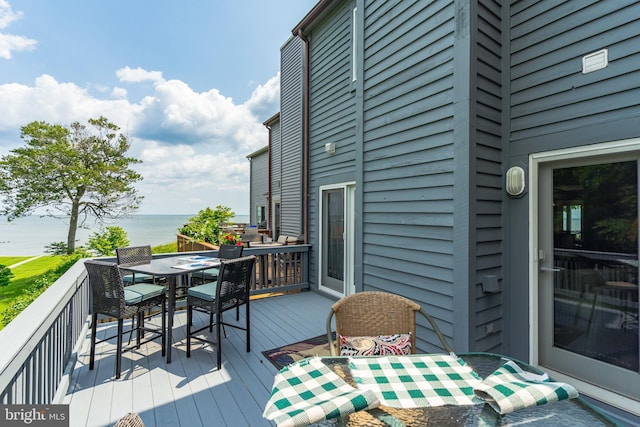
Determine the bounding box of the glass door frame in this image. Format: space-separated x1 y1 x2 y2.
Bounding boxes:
529 137 640 414
318 182 355 298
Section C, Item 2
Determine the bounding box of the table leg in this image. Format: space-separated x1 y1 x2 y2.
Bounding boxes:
166 277 176 363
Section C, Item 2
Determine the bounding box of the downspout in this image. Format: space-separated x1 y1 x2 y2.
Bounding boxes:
265 123 272 238
297 28 310 244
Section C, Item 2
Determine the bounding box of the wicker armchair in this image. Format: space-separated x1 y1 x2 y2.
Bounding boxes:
85 259 166 379
186 255 255 370
325 291 453 356
116 245 154 284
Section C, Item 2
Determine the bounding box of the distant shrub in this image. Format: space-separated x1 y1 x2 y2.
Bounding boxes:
45 241 68 255
88 226 129 256
0 265 14 298
179 206 234 246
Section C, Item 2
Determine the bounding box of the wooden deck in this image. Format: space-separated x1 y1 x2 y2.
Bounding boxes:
64 291 335 427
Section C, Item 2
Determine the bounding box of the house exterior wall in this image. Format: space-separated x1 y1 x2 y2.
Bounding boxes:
281 0 640 420
300 0 506 353
280 36 306 238
359 0 461 351
248 148 268 226
306 2 359 294
504 0 640 360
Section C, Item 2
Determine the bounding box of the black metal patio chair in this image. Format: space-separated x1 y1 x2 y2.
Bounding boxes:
186 255 255 370
85 259 166 379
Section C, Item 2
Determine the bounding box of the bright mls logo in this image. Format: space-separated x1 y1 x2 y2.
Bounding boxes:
1 405 68 426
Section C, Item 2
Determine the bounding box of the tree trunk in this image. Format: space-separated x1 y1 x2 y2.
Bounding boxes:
67 199 80 254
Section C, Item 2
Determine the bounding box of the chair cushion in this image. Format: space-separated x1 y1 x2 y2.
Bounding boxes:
122 273 154 284
199 268 220 282
187 283 217 302
339 333 412 356
124 283 165 305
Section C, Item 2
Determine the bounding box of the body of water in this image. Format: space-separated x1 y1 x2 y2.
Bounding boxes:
0 214 250 256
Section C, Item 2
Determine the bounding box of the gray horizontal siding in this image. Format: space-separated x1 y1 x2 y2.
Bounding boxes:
280 37 305 236
269 119 282 202
307 2 358 282
361 0 457 350
250 151 269 225
510 0 640 144
472 0 504 352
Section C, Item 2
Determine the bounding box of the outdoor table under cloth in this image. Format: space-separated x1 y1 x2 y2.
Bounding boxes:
263 353 616 427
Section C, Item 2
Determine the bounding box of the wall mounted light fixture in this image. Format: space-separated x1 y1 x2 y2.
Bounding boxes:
325 142 336 154
506 165 526 197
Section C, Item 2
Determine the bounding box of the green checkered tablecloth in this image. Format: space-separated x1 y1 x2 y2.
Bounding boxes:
263 357 380 427
473 359 579 415
349 354 484 408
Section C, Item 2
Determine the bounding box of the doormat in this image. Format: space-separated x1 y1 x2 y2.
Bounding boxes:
262 333 334 370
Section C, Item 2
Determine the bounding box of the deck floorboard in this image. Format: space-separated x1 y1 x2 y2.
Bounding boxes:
65 291 335 427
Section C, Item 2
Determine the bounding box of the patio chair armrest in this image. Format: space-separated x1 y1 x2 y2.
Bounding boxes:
418 308 453 353
326 310 338 356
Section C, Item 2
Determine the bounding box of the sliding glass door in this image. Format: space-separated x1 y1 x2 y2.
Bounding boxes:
535 148 639 404
319 183 355 297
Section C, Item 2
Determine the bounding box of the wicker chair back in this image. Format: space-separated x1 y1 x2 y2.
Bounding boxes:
326 291 453 356
217 244 244 259
116 245 153 266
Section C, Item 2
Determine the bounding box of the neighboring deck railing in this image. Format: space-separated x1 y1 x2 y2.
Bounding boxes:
244 245 310 295
0 245 310 405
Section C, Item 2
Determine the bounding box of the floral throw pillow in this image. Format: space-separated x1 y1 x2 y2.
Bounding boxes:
339 333 412 356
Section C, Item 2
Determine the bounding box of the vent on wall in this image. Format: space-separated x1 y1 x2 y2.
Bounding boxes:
582 49 608 74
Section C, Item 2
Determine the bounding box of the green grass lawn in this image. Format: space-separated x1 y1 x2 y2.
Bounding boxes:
0 256 32 267
0 256 66 311
152 242 177 253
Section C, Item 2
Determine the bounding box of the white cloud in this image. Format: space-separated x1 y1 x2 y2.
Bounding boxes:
111 87 128 99
0 33 36 59
245 72 280 119
0 0 20 28
134 77 267 152
0 68 275 215
0 75 137 130
0 0 37 59
116 66 164 83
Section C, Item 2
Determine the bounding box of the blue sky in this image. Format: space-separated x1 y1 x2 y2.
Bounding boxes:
0 0 317 216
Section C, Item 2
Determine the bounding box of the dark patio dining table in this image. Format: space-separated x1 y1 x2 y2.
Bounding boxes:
121 254 221 363
264 352 618 427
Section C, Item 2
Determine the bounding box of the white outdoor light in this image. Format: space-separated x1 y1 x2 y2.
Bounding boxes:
506 166 526 197
325 142 336 154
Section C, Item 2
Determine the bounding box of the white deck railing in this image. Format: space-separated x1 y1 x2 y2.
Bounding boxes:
0 260 90 404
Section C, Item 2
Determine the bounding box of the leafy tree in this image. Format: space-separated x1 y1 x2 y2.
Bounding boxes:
179 205 235 245
88 226 130 256
0 265 14 298
0 116 143 254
